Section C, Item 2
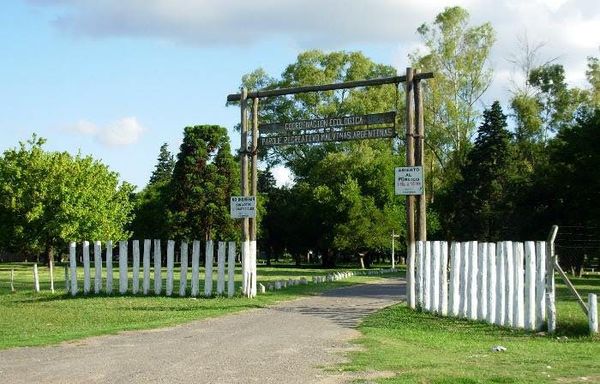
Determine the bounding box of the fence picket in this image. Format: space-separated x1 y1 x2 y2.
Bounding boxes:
166 240 174 296
423 241 431 311
191 240 200 297
468 241 478 320
449 242 461 317
513 242 525 328
180 241 188 297
416 241 425 307
106 241 113 294
496 241 505 326
477 242 487 320
204 240 214 296
94 241 102 294
154 239 162 295
440 241 448 316
460 242 469 318
504 241 515 327
69 242 77 296
119 241 128 294
132 240 140 294
432 241 441 313
83 241 90 295
217 241 226 295
487 242 496 324
227 241 236 297
535 241 546 329
524 241 536 330
143 239 151 295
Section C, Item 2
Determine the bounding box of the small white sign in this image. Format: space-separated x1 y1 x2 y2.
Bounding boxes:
395 166 424 195
230 196 256 218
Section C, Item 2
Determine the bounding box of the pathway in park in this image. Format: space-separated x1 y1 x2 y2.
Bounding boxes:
0 277 404 383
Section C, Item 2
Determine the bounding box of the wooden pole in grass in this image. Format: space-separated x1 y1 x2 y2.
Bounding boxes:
524 241 537 330
191 240 200 297
69 242 78 296
33 263 40 293
166 240 174 296
546 225 558 333
449 242 460 317
49 256 55 293
143 239 151 295
217 241 226 295
487 243 497 325
154 239 162 295
440 241 448 316
10 269 15 293
83 241 90 295
180 241 189 297
204 240 214 297
405 67 416 310
119 240 128 295
94 241 102 294
227 241 236 298
132 240 140 294
589 294 598 334
106 240 113 294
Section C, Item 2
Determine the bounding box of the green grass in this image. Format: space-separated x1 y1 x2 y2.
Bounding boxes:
0 262 386 350
343 275 600 383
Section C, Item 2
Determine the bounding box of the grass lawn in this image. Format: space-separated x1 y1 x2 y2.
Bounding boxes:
343 274 600 383
0 262 389 350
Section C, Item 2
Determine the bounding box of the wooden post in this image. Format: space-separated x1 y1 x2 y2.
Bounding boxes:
589 293 598 334
166 240 174 296
504 241 514 327
449 242 461 317
391 230 395 270
69 242 78 296
240 88 250 296
535 241 547 330
191 240 200 297
487 243 497 324
132 240 140 294
227 241 236 298
431 241 441 313
468 241 478 320
513 242 525 328
414 69 426 242
524 241 537 330
153 239 161 295
460 242 469 318
405 67 416 309
106 240 113 294
94 241 102 294
83 241 90 294
496 242 505 326
217 241 226 295
477 242 488 321
440 241 448 316
143 239 151 295
33 263 40 293
204 240 214 296
423 241 431 311
180 241 188 297
119 240 128 294
416 241 424 307
546 225 558 333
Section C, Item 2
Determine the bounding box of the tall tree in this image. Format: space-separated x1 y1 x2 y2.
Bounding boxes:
0 135 134 263
411 6 496 176
437 102 516 240
170 125 239 241
149 143 175 185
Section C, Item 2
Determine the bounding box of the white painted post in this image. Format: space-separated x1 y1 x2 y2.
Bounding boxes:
477 242 488 321
227 241 236 298
496 242 505 326
504 241 514 327
217 241 226 295
204 240 214 297
69 242 78 296
468 241 478 320
416 241 424 307
487 243 497 325
431 241 441 313
524 241 537 330
589 293 598 334
94 241 102 294
449 242 461 317
11 269 15 293
546 292 556 334
407 240 416 309
106 241 113 294
191 240 200 297
179 241 188 297
143 239 151 295
460 242 469 318
33 263 40 292
119 240 128 294
535 241 547 330
83 241 91 295
242 240 249 296
513 242 525 328
440 241 448 316
49 257 54 294
423 241 431 312
166 240 174 296
250 240 257 298
132 240 140 294
153 239 162 295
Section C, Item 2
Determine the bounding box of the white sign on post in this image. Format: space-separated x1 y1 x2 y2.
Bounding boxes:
230 196 256 218
395 166 424 195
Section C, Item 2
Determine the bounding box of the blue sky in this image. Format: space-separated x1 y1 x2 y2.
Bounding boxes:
1 0 598 189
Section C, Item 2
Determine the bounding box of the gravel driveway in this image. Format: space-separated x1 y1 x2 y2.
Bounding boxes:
0 277 404 383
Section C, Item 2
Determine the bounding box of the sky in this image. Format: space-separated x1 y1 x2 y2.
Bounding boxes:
1 0 598 189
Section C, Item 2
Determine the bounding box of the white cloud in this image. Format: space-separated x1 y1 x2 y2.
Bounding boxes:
271 165 293 187
67 116 145 147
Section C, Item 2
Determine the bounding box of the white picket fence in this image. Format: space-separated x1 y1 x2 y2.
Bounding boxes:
413 240 550 331
68 240 237 298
